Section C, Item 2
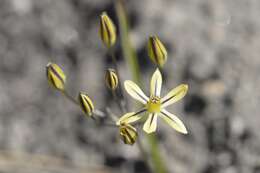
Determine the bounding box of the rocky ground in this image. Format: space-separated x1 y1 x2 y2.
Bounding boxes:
0 0 260 173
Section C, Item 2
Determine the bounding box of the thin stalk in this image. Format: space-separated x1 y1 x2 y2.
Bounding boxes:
105 107 119 122
108 49 127 113
114 0 141 85
109 49 121 82
111 90 124 113
115 1 167 173
62 90 78 106
62 90 117 127
94 109 106 117
136 138 151 170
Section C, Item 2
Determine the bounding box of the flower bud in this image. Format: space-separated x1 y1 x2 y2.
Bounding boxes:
46 62 66 91
105 69 118 90
119 123 138 145
147 36 167 67
99 12 116 48
78 92 94 117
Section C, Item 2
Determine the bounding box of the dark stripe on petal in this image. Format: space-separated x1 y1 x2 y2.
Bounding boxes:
124 129 134 144
161 111 174 122
49 65 65 85
151 37 159 64
162 89 184 105
150 113 155 126
49 74 57 87
84 96 93 112
161 94 176 104
135 108 146 115
130 87 147 102
79 96 88 114
127 109 146 119
104 18 111 45
157 39 166 62
111 73 117 88
108 73 113 88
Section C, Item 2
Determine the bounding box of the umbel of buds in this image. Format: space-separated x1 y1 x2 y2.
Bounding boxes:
46 62 66 91
105 69 119 90
78 92 94 117
119 123 138 145
147 36 167 67
99 12 116 48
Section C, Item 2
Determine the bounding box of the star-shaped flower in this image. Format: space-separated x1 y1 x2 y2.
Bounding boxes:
117 69 188 134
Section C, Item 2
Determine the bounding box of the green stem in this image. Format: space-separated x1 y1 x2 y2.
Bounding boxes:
115 1 167 173
136 138 151 169
115 0 141 85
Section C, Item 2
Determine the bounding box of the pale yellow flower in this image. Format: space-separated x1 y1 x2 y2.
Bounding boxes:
117 69 188 134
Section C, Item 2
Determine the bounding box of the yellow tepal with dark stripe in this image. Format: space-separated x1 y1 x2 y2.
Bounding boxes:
147 36 167 67
99 12 116 48
119 123 138 145
105 68 118 90
46 62 66 91
78 92 94 117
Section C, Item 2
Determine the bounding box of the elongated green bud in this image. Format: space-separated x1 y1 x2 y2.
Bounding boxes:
119 123 138 145
46 62 66 91
99 12 116 48
105 69 118 90
78 92 94 117
147 36 167 67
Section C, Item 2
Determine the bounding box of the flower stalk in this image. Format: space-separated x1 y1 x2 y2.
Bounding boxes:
115 0 168 172
108 49 127 113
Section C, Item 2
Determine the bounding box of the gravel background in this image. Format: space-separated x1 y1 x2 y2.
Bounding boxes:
0 0 260 173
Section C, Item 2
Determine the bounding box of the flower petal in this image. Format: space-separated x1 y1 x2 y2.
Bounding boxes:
161 84 188 108
124 80 149 104
116 109 146 125
150 68 162 97
119 123 138 145
143 113 158 134
160 109 187 134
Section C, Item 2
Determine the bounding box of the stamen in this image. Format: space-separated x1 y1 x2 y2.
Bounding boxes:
146 96 161 113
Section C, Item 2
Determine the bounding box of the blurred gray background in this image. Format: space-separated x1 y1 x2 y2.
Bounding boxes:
0 0 260 172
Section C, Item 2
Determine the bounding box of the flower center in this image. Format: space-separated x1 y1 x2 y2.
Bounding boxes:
146 96 161 113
